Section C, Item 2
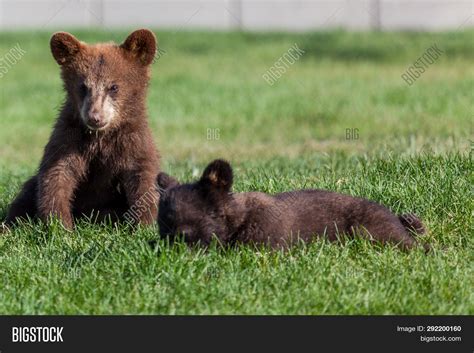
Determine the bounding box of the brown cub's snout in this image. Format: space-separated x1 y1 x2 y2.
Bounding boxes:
85 96 110 130
87 108 106 129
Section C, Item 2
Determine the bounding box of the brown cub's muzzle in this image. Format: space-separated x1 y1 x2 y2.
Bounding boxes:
87 110 108 130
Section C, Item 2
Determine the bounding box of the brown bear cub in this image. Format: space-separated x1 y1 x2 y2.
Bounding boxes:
157 159 428 250
5 29 160 229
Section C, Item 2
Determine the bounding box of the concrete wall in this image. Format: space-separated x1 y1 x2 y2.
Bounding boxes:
0 0 472 31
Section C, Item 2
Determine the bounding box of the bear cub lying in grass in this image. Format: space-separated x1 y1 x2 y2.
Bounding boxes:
4 29 160 230
157 159 429 251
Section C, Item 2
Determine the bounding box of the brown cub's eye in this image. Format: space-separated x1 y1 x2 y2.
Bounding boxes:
108 84 119 94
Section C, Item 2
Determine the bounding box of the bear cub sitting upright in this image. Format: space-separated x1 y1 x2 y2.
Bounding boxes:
157 159 429 251
5 29 160 229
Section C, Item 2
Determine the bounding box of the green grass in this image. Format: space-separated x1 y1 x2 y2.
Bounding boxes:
0 29 472 314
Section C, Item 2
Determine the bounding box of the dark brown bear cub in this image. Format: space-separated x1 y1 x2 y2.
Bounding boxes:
5 29 160 229
157 159 428 250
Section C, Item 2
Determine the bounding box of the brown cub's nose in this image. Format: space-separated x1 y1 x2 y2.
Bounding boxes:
88 111 106 129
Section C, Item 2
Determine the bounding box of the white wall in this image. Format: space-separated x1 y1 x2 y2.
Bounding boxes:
0 0 472 31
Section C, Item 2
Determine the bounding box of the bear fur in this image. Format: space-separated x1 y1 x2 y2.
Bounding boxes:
157 159 429 251
5 29 160 229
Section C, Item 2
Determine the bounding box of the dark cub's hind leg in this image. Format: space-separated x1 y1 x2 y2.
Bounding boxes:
356 209 418 250
4 176 38 226
398 213 426 235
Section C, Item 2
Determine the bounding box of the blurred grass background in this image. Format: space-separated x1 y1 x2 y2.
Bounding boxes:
0 30 472 168
0 30 472 314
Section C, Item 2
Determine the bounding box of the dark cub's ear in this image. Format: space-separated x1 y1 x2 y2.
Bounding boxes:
50 32 82 65
200 159 233 193
120 29 157 66
157 173 180 192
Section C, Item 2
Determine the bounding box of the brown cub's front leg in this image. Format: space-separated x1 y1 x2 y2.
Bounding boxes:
37 152 87 230
5 176 39 227
122 169 159 225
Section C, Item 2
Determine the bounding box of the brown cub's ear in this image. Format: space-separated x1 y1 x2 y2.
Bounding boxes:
120 29 157 66
50 32 82 65
200 159 233 193
157 172 180 192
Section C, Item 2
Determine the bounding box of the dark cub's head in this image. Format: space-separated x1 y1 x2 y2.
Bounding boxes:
50 29 157 131
157 159 235 245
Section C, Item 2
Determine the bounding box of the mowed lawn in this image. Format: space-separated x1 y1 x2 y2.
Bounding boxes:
0 30 472 314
